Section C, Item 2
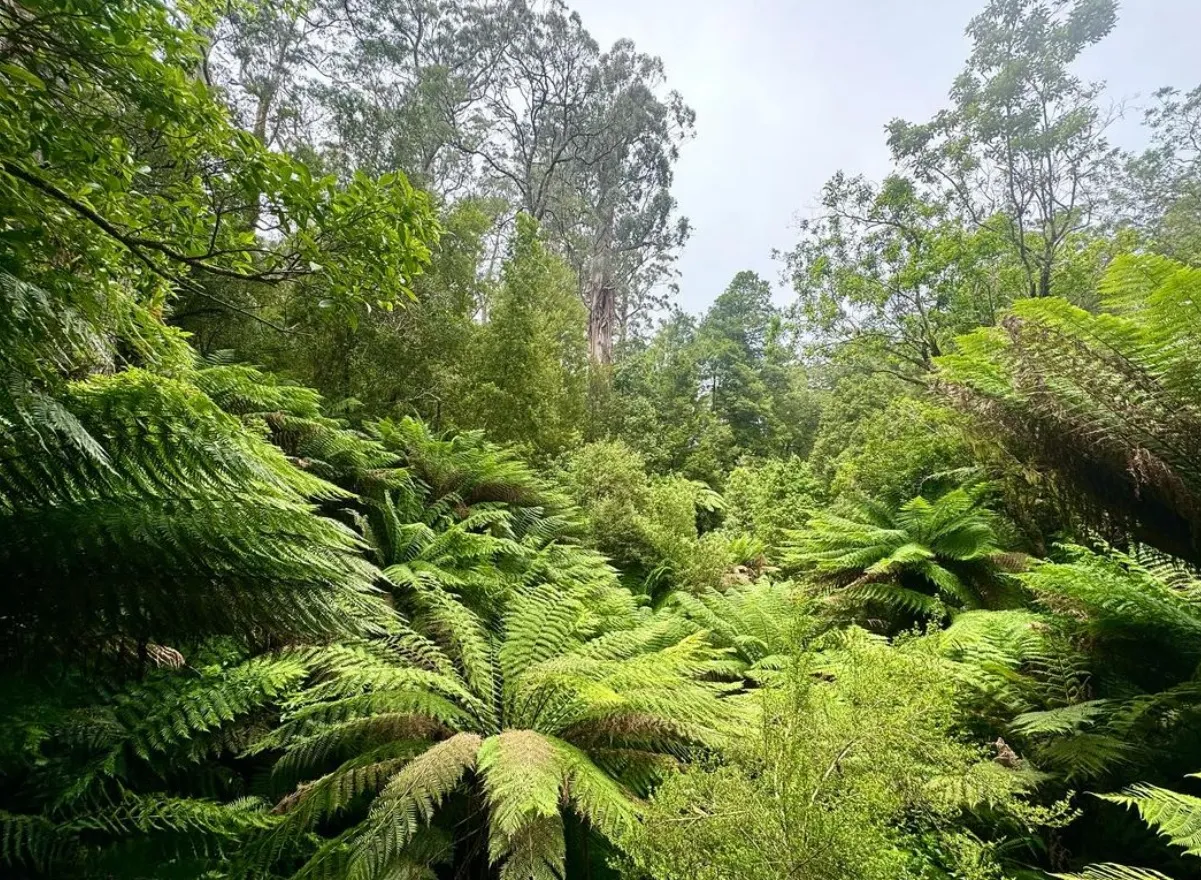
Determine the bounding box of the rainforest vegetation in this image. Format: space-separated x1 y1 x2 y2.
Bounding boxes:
3 0 1201 877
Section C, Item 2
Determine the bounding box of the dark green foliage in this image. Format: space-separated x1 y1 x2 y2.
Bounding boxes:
0 647 301 878
0 365 384 657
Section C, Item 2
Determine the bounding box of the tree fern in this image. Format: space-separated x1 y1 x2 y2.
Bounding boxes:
938 254 1201 567
1104 779 1201 856
0 647 305 876
669 580 803 683
784 487 1024 625
1057 772 1201 880
253 580 741 880
1 368 387 655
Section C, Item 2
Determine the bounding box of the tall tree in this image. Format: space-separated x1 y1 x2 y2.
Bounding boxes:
1117 84 1201 265
211 0 342 149
547 38 694 363
313 0 514 191
887 0 1119 298
210 0 692 364
784 174 1020 382
695 271 781 457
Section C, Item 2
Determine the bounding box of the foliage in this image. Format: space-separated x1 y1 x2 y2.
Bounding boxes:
0 0 437 322
783 174 1023 379
0 277 389 661
887 0 1119 300
557 440 731 596
720 457 821 548
1057 772 1201 880
621 629 1048 880
825 395 974 507
938 254 1201 566
251 584 742 879
784 488 1024 624
0 646 300 878
5 0 1201 878
459 215 589 456
1116 85 1201 265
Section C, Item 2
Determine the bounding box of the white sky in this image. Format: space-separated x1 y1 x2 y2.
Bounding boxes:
569 0 1201 314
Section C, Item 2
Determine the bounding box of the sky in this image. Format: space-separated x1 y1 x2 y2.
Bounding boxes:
569 0 1201 314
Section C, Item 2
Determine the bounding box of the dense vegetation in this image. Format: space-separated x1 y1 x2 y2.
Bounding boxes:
3 0 1201 878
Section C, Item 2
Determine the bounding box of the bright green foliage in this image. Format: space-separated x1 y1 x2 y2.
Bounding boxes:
784 488 1023 623
6 1 1201 878
374 416 565 513
0 0 436 319
597 314 714 475
805 372 910 490
192 361 406 495
186 200 495 421
622 628 1046 880
0 361 384 655
595 275 816 482
1057 773 1201 880
936 609 1064 717
1057 867 1175 880
720 457 821 547
364 418 613 622
1104 780 1201 857
252 583 742 879
930 545 1201 875
784 175 1022 379
668 580 806 683
1014 548 1201 784
826 396 974 506
557 440 731 596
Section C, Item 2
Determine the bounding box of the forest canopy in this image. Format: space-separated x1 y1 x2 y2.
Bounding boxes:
3 1 1201 879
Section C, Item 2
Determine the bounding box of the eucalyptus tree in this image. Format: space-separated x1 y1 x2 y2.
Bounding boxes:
437 2 694 363
210 0 346 149
537 35 694 363
313 0 517 192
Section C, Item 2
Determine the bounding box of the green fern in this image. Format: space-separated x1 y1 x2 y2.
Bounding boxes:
784 487 1024 623
254 580 742 879
1 368 387 655
1057 771 1201 880
938 254 1201 568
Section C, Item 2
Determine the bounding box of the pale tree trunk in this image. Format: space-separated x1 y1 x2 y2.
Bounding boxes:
585 216 616 365
587 280 616 365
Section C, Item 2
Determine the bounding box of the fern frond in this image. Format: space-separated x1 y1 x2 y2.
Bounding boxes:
1102 780 1201 856
1055 864 1174 880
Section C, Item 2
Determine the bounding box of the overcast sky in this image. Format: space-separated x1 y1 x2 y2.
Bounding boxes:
569 0 1201 314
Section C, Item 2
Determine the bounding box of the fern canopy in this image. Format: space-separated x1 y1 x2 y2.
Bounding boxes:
782 487 1023 625
938 255 1201 567
255 581 743 879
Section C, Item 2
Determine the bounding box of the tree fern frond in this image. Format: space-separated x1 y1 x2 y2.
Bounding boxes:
1102 780 1201 856
0 810 73 872
479 730 563 841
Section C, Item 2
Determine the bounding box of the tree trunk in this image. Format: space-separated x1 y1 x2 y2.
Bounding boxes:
587 281 616 365
1037 260 1053 298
